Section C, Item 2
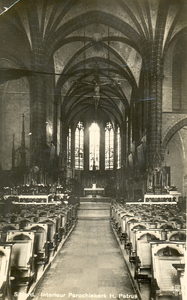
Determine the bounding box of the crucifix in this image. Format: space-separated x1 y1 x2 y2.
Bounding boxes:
81 79 112 110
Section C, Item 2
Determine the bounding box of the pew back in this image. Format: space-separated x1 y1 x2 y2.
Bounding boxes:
151 242 185 295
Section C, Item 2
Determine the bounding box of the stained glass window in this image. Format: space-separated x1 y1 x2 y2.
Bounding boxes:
117 125 121 169
75 121 84 170
67 126 71 167
105 122 114 170
126 117 129 154
89 122 100 170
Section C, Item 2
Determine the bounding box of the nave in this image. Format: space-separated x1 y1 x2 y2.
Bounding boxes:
0 1 187 299
33 203 136 300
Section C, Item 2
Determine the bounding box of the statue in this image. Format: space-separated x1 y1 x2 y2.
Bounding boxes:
79 79 113 109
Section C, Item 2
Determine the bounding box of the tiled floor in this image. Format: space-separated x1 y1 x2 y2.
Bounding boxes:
33 203 136 300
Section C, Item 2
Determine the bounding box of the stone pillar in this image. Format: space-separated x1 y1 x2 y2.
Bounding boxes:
30 74 46 167
144 57 164 168
144 0 167 171
26 1 49 170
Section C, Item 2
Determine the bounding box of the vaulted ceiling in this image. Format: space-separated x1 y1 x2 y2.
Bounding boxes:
0 0 186 127
54 20 142 125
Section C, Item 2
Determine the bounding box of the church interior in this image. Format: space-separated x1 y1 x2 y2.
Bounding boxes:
0 0 186 300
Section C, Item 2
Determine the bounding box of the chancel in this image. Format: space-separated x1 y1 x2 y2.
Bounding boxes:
0 1 186 300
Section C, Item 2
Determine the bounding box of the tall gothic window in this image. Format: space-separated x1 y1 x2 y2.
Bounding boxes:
89 122 100 170
67 126 71 168
117 125 121 169
75 121 84 170
105 122 114 170
126 117 129 154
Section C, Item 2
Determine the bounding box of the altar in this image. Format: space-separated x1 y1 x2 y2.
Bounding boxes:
84 184 105 196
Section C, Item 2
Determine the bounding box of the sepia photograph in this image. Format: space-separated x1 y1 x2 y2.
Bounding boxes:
0 0 186 299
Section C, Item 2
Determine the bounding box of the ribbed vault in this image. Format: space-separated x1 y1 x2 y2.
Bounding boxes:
0 0 187 171
52 10 143 126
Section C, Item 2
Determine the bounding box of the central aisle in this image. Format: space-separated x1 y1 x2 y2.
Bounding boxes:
33 203 136 300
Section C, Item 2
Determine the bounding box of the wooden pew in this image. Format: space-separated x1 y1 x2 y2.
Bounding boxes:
128 221 159 252
172 263 185 300
61 207 72 233
38 218 57 259
59 212 68 239
165 229 186 241
70 204 78 224
112 207 125 229
0 243 12 300
65 207 74 231
16 217 36 227
150 242 185 300
6 231 36 294
159 221 179 230
119 214 135 246
0 224 20 243
133 229 165 288
0 223 19 231
23 223 48 273
38 218 56 242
